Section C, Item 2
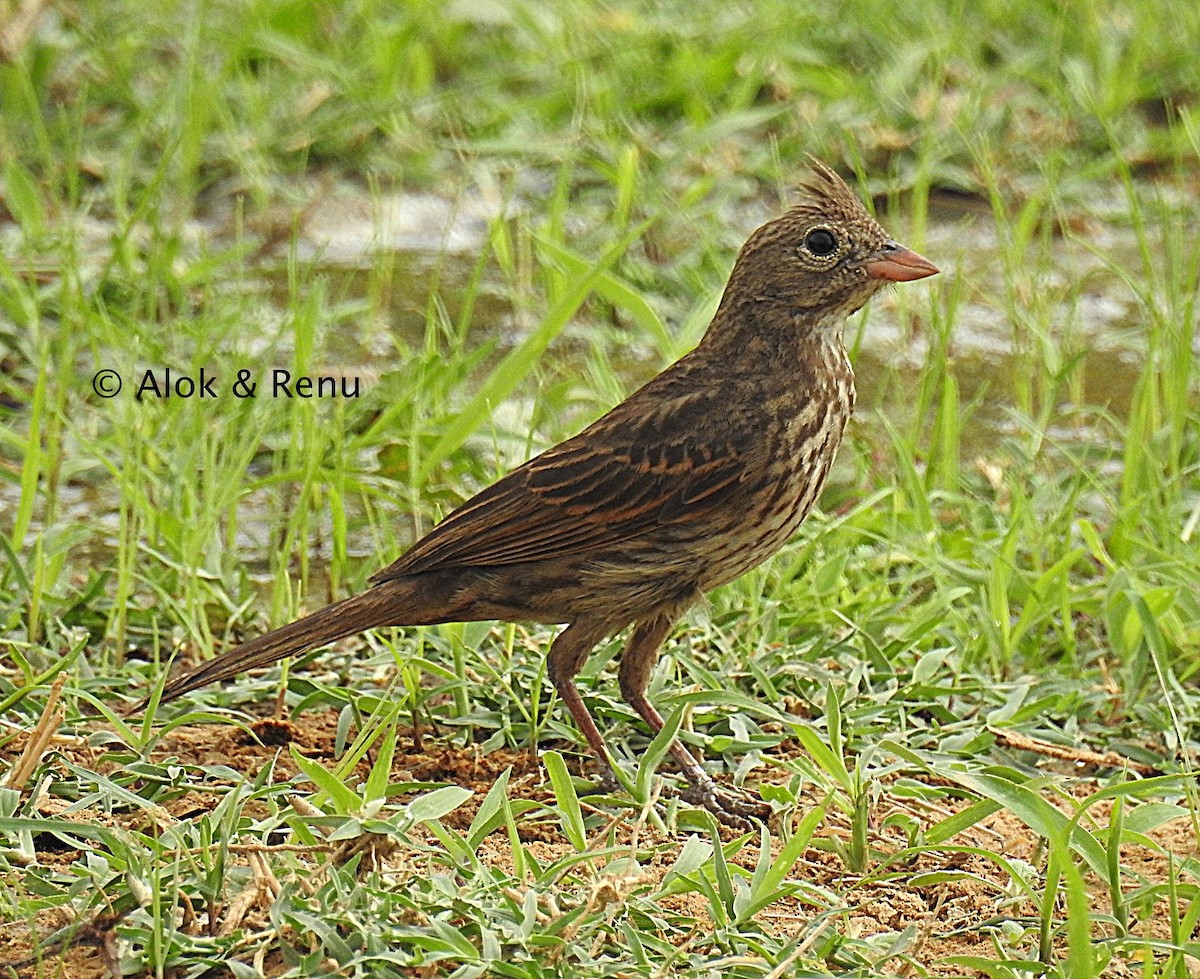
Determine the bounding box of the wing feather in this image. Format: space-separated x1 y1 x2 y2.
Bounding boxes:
371 386 750 581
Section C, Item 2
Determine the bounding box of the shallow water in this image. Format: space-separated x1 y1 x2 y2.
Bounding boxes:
0 182 1176 562
279 185 1157 462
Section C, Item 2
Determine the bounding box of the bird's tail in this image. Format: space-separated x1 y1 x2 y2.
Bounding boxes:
139 584 415 710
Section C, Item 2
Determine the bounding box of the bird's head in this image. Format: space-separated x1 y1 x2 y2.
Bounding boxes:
718 159 938 332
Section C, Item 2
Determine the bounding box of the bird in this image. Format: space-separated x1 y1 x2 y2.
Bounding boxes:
142 160 938 825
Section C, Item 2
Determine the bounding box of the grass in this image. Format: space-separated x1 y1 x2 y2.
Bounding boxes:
2 0 1199 975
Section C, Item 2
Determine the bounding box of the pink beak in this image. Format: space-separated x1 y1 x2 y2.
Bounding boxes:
864 241 939 282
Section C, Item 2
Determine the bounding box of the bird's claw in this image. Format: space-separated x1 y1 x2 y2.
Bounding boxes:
678 780 771 831
592 768 622 795
584 767 768 831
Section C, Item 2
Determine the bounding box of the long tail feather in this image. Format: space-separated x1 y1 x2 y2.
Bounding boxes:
140 586 409 710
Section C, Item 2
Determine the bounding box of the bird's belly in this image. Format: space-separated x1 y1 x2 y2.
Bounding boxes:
696 470 830 591
695 411 848 592
570 374 853 617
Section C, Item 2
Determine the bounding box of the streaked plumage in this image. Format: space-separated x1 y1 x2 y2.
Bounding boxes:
143 161 938 825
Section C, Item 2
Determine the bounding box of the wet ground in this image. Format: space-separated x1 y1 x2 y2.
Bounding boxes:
264 181 1158 449
0 178 1175 559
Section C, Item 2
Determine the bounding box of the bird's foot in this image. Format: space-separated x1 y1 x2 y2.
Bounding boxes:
583 762 769 831
592 768 622 795
677 778 771 831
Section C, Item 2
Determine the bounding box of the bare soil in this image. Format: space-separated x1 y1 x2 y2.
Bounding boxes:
1 708 1194 978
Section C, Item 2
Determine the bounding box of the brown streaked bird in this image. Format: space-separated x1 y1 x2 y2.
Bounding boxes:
144 161 937 825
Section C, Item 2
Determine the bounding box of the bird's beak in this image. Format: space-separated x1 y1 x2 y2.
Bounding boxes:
864 241 939 282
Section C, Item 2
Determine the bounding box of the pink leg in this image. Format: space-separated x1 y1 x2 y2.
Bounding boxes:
546 619 621 785
618 614 770 827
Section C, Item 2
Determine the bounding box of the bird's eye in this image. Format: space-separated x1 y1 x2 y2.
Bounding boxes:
804 228 838 256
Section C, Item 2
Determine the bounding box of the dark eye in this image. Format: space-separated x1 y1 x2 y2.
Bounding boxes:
805 228 837 256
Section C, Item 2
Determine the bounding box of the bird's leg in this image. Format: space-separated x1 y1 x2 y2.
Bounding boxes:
619 615 771 828
546 620 623 790
617 615 710 784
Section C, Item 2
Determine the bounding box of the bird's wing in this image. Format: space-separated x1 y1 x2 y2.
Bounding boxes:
371 383 750 580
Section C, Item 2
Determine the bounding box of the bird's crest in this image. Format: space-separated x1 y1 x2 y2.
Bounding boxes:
789 157 878 229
